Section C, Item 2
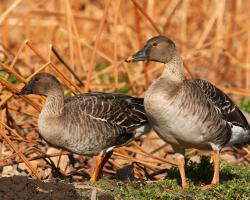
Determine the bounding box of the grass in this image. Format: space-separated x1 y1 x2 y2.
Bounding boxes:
240 99 250 113
75 158 250 200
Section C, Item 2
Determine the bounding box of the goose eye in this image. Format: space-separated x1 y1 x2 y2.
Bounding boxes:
153 42 158 46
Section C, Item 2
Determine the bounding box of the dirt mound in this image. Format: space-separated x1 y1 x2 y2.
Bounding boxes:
0 176 81 200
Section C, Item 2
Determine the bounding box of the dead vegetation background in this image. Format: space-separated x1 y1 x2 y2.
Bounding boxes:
0 0 250 181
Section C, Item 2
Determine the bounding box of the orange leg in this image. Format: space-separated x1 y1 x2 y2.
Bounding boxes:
211 152 220 185
90 150 113 182
201 151 220 190
90 156 104 182
176 156 187 189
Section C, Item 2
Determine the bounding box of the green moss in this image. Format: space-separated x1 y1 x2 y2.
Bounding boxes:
74 162 250 200
240 98 250 113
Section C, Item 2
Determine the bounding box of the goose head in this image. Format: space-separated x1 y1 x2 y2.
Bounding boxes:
18 73 62 96
126 35 178 64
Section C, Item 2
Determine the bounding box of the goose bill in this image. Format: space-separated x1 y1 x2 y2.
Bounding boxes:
125 48 148 62
17 84 33 95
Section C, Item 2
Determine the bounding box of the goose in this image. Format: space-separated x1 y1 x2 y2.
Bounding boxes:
17 72 149 181
126 35 250 189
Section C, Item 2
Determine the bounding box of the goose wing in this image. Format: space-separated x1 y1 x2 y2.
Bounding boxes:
192 79 250 130
65 92 148 131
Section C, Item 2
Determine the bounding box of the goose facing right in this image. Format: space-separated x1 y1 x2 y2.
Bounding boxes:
126 35 250 189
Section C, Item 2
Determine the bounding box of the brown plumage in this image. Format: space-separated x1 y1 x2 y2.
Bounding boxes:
18 72 149 181
126 35 250 189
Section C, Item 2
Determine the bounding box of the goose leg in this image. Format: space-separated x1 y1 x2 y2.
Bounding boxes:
211 151 220 184
90 149 113 182
200 151 220 190
175 154 187 189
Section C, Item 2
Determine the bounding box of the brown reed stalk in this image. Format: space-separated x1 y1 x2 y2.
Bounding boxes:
65 0 75 71
163 0 181 33
51 46 85 86
60 27 114 67
0 0 22 24
0 62 27 82
113 152 163 170
112 0 121 91
0 94 13 108
134 3 143 48
246 32 250 88
0 129 41 179
85 0 111 91
121 146 176 166
131 0 162 35
0 77 42 111
184 27 248 59
70 7 86 73
9 40 28 70
0 151 70 168
0 120 23 140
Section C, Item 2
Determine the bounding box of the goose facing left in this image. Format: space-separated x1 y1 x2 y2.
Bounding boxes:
126 35 250 189
18 72 149 181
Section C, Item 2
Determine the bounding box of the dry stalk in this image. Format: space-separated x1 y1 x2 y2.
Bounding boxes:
85 0 111 91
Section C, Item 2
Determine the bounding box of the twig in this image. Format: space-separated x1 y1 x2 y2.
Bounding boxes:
51 46 85 86
85 0 111 91
0 129 41 179
0 151 71 167
0 0 22 24
131 0 162 35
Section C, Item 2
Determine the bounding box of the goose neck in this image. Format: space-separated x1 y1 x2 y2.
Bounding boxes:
161 53 185 82
42 89 64 116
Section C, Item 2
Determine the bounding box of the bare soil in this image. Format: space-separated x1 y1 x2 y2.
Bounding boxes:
0 176 81 200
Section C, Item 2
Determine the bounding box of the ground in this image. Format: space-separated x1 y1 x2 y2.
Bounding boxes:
0 176 81 200
86 162 250 200
0 160 249 200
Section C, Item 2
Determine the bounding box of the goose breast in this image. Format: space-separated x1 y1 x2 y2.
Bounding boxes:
144 79 230 150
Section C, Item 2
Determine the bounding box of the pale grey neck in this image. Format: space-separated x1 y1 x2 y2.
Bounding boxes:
161 53 185 82
42 89 64 116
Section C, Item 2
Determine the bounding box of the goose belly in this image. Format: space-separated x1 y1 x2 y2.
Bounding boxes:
145 93 210 148
150 109 207 146
38 115 127 156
